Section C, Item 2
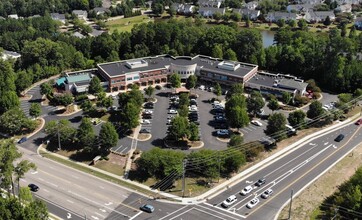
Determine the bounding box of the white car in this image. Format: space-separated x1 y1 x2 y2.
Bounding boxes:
251 120 262 126
168 109 178 114
246 198 260 209
141 119 151 124
221 195 237 208
261 188 273 199
240 185 253 195
143 110 153 114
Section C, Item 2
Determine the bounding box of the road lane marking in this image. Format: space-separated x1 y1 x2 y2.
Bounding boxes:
66 199 74 204
129 211 143 220
248 125 362 216
91 216 99 220
99 208 107 213
193 208 225 219
200 203 245 219
169 207 195 220
159 206 188 220
95 212 105 217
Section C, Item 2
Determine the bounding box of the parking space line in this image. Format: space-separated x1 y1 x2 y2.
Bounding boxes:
114 145 123 152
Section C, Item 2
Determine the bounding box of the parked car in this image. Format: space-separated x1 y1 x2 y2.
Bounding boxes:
144 102 154 109
142 114 152 119
221 195 237 208
167 119 172 125
140 128 151 134
246 198 260 209
334 134 345 142
216 129 230 137
255 178 266 187
143 110 153 115
214 123 228 129
167 115 176 119
240 185 253 195
261 189 273 199
141 119 151 125
356 119 362 125
168 109 178 114
28 183 39 192
140 204 155 213
17 137 28 144
251 120 262 127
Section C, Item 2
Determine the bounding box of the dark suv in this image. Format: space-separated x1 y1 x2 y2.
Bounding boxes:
255 178 266 187
334 134 345 142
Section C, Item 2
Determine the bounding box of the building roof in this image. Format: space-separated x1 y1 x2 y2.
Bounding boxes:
93 7 110 13
56 77 66 86
72 10 88 16
247 72 307 92
50 13 66 20
98 55 257 78
73 32 86 38
66 74 91 83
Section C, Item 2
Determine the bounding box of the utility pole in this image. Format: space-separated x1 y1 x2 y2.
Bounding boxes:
182 159 187 197
288 190 294 220
332 208 338 220
57 121 61 151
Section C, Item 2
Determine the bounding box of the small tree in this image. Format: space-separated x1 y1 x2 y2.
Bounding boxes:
186 75 197 90
98 122 118 155
29 103 41 118
14 160 36 202
227 83 244 99
188 122 199 141
281 92 292 104
288 110 306 129
324 16 331 26
88 76 103 94
169 73 181 88
214 83 222 98
178 105 189 118
40 82 53 96
247 91 265 116
266 113 287 140
307 101 324 119
228 134 243 147
80 100 94 114
227 106 250 130
168 116 189 141
267 99 279 113
144 86 155 101
122 102 141 129
77 117 95 151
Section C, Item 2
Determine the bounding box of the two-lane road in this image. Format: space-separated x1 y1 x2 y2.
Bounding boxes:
207 122 362 219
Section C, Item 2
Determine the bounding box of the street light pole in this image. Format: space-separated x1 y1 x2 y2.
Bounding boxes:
182 159 187 197
288 189 294 220
57 121 61 151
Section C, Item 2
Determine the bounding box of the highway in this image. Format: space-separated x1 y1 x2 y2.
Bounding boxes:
206 122 362 220
16 120 362 220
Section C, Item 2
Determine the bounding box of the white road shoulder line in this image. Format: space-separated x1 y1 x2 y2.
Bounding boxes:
129 211 143 220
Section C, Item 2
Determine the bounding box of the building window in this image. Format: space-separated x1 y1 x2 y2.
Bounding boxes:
127 77 132 81
133 76 139 80
111 80 116 83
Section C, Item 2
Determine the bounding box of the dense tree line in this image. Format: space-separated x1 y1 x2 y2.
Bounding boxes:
0 0 102 17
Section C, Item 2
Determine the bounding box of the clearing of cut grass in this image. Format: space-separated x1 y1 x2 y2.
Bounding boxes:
106 15 153 33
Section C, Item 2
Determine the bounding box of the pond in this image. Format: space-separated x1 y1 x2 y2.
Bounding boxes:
260 30 276 48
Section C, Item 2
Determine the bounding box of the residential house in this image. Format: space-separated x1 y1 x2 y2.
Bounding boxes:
335 0 362 5
1 50 21 60
93 7 110 15
199 7 226 17
304 10 335 22
198 0 223 8
90 28 105 37
335 4 352 13
355 17 362 30
266 12 300 22
286 4 314 13
73 32 86 38
8 14 19 19
234 9 260 20
72 10 88 20
171 3 195 14
243 1 258 10
296 0 324 4
50 13 66 24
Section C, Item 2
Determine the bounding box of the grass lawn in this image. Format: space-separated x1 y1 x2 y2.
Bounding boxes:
106 15 153 33
94 160 124 176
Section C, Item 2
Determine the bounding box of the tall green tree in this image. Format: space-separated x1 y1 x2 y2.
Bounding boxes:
227 106 250 129
88 76 103 94
169 73 181 88
227 83 244 98
0 108 36 135
267 98 279 112
29 103 41 118
288 110 307 128
76 117 95 151
122 102 141 129
224 49 238 61
44 120 77 147
266 113 287 140
281 92 292 104
168 116 189 141
98 122 118 155
14 160 36 202
188 122 199 141
40 82 53 96
211 44 223 59
307 101 324 119
144 86 155 100
214 83 222 97
228 134 243 147
247 91 265 116
186 75 197 90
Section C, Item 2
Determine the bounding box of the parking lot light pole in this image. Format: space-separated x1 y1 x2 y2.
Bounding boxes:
182 159 187 197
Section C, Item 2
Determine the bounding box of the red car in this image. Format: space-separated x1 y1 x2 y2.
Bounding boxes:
356 119 362 125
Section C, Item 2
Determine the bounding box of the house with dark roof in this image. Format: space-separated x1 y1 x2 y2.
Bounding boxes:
72 10 88 20
199 7 225 17
304 10 335 23
335 4 352 13
286 4 314 13
234 9 260 20
244 71 308 98
50 13 66 24
243 1 258 10
266 12 302 22
93 7 111 15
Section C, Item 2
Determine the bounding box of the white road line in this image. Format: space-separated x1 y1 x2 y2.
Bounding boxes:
91 216 99 220
43 189 49 193
200 203 245 219
159 206 189 220
66 199 74 204
95 212 105 217
129 211 143 220
169 207 195 220
20 179 27 182
99 186 105 189
193 208 224 219
114 145 123 152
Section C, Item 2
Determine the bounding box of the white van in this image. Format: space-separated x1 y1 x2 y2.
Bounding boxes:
285 124 296 135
